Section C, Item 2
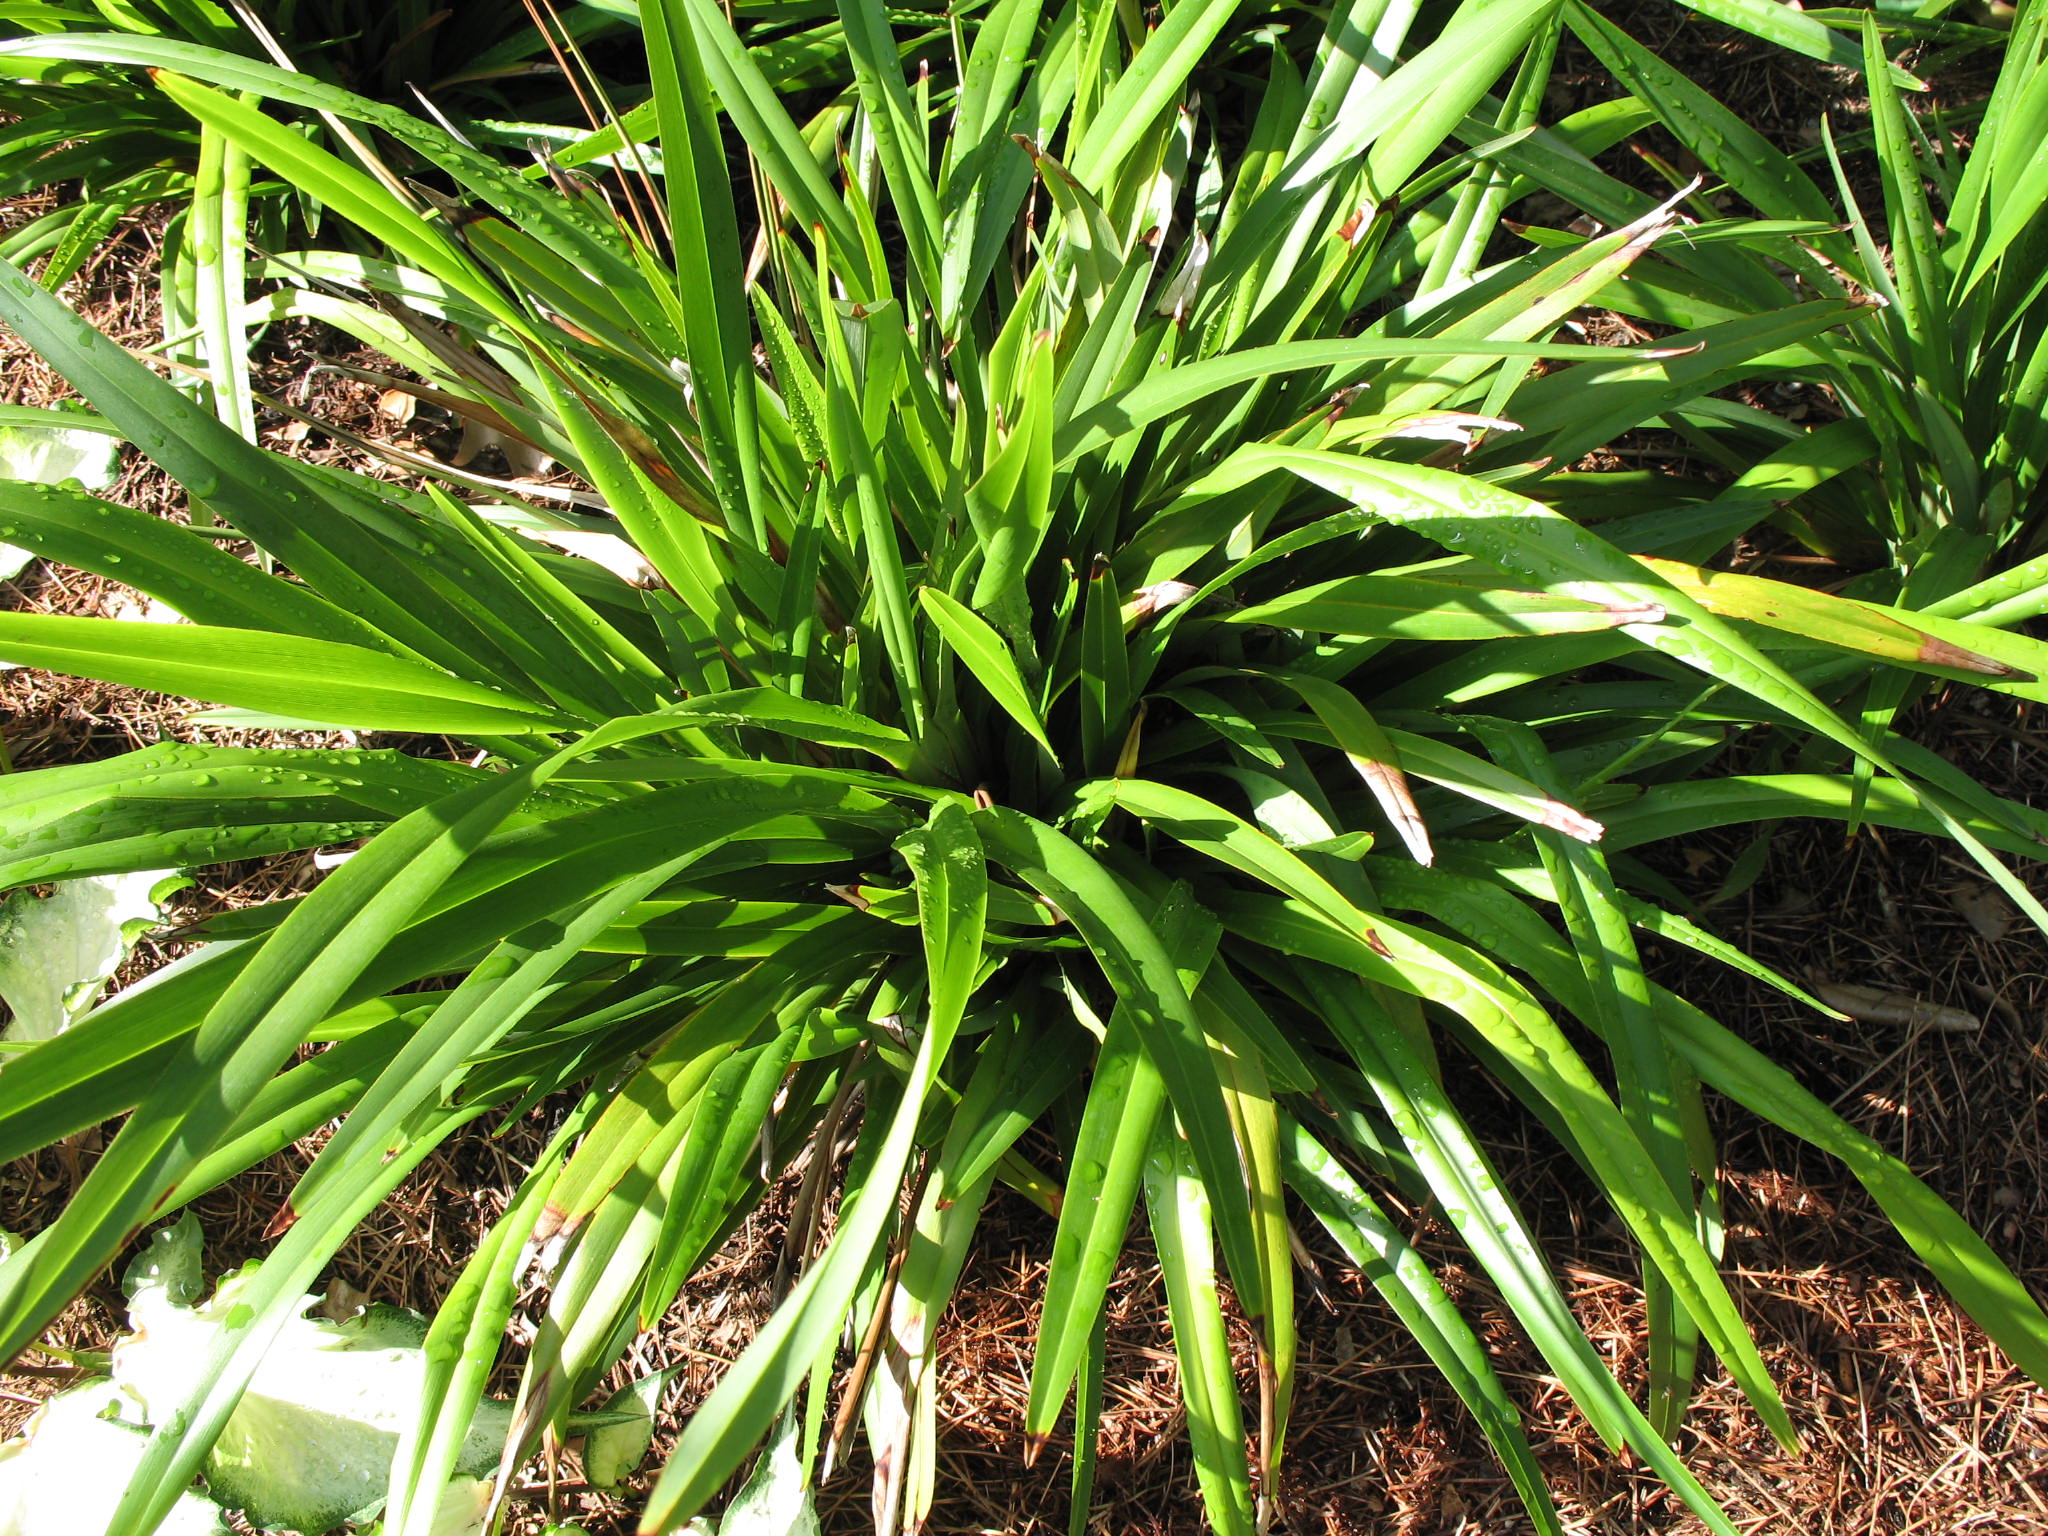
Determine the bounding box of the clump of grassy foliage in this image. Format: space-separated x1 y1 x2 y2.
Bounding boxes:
0 5 2046 1535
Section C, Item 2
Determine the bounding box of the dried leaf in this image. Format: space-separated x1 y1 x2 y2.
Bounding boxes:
1351 755 1434 867
1813 983 1979 1032
1947 883 2015 942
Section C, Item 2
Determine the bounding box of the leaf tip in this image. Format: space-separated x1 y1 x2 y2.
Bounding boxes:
1918 635 2029 681
1640 341 1708 360
532 1204 571 1245
1539 803 1604 842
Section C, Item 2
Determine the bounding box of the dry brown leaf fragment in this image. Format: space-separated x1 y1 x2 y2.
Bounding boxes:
1813 982 1980 1032
312 1277 371 1323
1947 883 2015 942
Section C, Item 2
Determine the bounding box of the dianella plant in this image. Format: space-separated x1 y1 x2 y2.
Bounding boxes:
1496 0 2048 813
1515 3 2048 600
0 0 636 285
0 0 910 453
1 4 2047 1536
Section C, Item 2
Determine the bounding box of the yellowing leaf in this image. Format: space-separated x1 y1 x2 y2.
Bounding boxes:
1632 556 2022 677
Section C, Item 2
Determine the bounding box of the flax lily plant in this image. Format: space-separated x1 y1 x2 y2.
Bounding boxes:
2 4 2047 1535
1517 1 2048 587
1472 4 2048 789
0 0 632 287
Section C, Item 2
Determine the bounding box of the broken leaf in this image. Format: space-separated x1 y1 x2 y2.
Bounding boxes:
117 1273 514 1534
519 528 660 587
76 1214 523 1536
452 420 555 478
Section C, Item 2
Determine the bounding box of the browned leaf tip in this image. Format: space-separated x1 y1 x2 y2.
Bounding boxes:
1917 634 2030 680
1021 1430 1051 1469
1128 579 1200 623
261 1201 299 1241
531 1202 569 1245
1536 800 1605 842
